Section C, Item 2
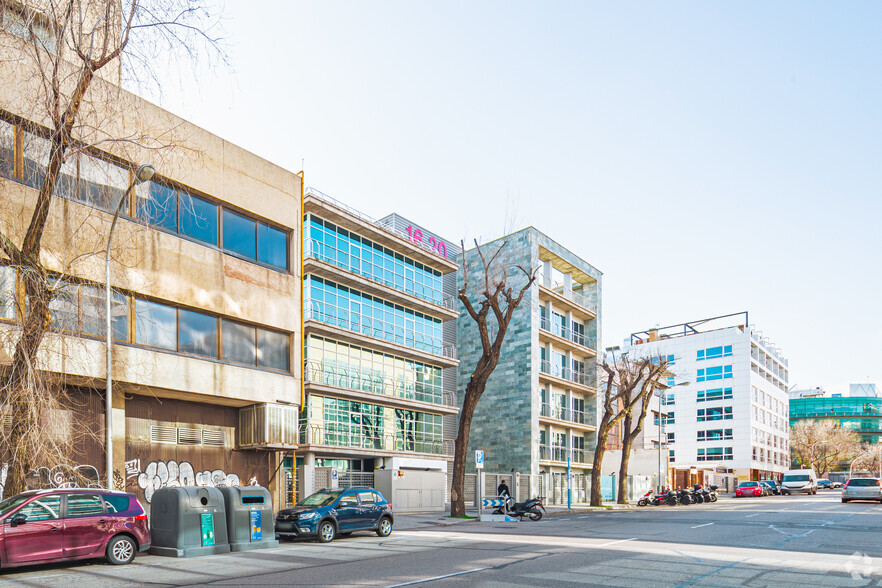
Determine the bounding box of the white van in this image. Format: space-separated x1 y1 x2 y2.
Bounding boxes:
781 469 818 495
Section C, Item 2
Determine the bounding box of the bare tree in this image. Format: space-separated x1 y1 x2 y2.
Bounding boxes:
0 0 223 497
790 421 861 476
591 354 668 506
616 357 670 504
450 239 535 517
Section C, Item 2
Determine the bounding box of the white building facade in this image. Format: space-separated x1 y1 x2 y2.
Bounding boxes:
624 313 790 484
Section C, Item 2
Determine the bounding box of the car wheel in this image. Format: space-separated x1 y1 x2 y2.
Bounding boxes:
317 520 337 543
842 499 849 503
376 517 393 537
106 535 137 565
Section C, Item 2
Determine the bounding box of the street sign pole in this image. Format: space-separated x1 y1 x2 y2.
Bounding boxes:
567 452 572 509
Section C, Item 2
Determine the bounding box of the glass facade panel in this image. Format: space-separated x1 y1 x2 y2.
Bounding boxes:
0 266 15 319
257 222 287 269
178 308 217 357
320 397 385 449
48 280 79 332
135 299 177 350
0 118 14 180
80 285 128 341
394 409 442 453
257 328 289 370
179 192 218 245
22 130 49 189
137 181 178 232
77 153 128 212
305 276 444 355
223 208 256 259
222 319 256 365
306 216 443 305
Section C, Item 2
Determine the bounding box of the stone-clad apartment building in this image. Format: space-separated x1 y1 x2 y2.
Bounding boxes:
457 228 601 504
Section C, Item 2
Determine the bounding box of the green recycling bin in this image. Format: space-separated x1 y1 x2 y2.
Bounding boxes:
217 486 279 551
149 486 231 557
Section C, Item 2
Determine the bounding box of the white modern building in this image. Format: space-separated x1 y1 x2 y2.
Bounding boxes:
623 312 790 485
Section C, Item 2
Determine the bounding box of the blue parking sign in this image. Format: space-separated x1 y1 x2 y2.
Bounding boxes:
475 450 484 469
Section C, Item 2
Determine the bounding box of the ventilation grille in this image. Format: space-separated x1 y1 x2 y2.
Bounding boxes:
150 425 177 444
177 428 203 445
202 430 227 447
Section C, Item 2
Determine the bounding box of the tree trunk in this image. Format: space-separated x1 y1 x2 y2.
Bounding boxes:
617 415 634 504
590 415 611 506
450 373 490 517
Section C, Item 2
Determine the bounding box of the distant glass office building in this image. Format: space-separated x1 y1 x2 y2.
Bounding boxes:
790 396 882 444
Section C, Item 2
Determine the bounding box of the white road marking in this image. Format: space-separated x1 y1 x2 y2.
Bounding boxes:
691 522 714 528
744 514 760 518
596 537 638 547
385 567 488 587
578 515 591 519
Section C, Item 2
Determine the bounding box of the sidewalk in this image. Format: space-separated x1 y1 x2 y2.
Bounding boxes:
393 503 636 530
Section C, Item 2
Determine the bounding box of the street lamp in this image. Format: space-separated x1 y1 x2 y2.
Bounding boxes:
657 381 690 493
105 163 155 490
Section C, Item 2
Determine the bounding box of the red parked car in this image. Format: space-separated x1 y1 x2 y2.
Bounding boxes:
736 481 765 497
0 489 150 569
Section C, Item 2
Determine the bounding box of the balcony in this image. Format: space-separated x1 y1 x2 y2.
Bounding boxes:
539 360 595 392
539 316 597 354
305 238 457 317
305 302 457 366
298 423 452 457
540 403 597 428
538 284 597 321
539 445 594 465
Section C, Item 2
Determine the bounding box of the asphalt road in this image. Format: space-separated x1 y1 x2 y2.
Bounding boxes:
2 491 881 587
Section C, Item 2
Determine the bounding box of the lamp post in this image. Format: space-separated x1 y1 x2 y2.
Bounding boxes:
105 163 155 490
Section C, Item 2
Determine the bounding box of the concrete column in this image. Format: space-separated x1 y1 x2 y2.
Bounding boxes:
563 272 572 296
542 260 552 287
111 389 126 490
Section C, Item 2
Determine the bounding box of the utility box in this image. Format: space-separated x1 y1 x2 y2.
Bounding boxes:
217 486 279 551
149 487 231 558
374 470 445 513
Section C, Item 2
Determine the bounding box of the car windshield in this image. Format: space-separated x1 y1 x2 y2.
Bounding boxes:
847 479 880 487
298 491 342 506
0 495 31 518
783 475 810 482
739 482 757 487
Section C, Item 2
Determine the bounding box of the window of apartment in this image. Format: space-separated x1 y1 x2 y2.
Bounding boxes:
669 449 675 463
697 387 733 402
135 299 177 350
697 447 732 461
0 118 14 180
394 409 442 454
666 432 675 443
667 376 675 386
320 396 385 449
662 392 675 406
696 365 733 382
178 309 217 357
47 279 128 340
697 429 733 441
179 191 218 246
697 407 733 422
696 345 732 361
138 181 178 232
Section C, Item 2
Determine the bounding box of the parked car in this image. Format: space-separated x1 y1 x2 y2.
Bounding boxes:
830 481 844 489
781 469 818 495
759 480 781 495
841 478 882 503
0 489 150 569
817 479 832 490
274 488 394 543
736 481 764 497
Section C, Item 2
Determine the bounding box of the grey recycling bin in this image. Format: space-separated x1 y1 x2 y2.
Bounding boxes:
149 486 231 557
217 486 279 551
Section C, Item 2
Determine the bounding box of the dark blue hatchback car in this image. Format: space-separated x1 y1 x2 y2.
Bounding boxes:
274 487 393 543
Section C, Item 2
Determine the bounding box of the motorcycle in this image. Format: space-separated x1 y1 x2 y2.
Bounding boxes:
706 485 719 502
637 491 653 507
691 485 705 504
677 488 693 505
493 496 546 520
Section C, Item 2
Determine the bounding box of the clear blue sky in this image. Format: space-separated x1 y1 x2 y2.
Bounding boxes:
154 1 882 395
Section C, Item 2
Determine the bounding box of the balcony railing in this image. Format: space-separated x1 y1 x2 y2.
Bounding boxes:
539 316 597 350
539 360 593 387
305 302 457 359
539 445 594 464
305 239 456 310
305 361 454 406
540 403 597 426
549 286 597 315
299 423 448 456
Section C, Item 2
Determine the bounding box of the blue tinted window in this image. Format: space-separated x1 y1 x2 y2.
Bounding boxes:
178 308 217 357
135 299 177 350
180 193 218 245
223 319 256 365
223 209 256 259
257 223 287 269
139 182 177 232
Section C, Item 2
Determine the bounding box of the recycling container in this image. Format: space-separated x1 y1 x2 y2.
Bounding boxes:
149 486 231 557
217 486 279 551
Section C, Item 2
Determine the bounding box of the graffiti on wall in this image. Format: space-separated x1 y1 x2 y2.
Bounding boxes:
133 459 241 502
0 463 102 501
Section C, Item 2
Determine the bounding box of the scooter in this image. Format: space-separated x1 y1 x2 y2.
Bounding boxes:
493 496 546 520
706 485 718 502
637 491 653 507
678 488 693 505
